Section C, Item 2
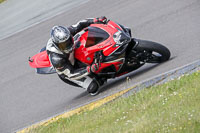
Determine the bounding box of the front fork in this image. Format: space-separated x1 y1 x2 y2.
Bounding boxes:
115 39 144 75
125 38 140 65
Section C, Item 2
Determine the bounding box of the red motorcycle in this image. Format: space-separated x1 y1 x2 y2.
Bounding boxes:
29 20 170 90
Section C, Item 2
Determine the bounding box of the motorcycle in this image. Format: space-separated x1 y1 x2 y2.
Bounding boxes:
29 20 170 93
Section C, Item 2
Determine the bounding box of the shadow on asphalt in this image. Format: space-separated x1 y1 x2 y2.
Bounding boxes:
72 56 175 100
99 63 160 93
73 63 160 99
100 56 176 94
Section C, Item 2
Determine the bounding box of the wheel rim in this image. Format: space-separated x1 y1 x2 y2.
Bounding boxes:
147 51 163 63
138 50 163 63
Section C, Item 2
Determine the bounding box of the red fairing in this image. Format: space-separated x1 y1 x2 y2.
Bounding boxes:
29 20 125 73
74 20 125 73
94 61 124 74
29 51 51 68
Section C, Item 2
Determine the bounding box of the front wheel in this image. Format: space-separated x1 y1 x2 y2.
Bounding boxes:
133 39 171 63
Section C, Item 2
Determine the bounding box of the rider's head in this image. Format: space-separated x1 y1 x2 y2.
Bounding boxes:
51 26 74 54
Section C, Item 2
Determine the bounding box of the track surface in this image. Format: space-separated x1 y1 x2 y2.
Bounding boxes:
0 0 89 40
0 0 200 132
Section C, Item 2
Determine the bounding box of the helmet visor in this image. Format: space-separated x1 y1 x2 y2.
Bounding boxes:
57 37 73 53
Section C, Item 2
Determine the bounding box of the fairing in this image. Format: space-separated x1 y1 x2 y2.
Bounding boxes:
74 20 131 73
29 20 132 75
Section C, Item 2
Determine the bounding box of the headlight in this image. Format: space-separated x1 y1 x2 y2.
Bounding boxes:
113 30 123 46
113 28 131 47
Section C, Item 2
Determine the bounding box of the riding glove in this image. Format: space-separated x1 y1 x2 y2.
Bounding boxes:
94 16 107 24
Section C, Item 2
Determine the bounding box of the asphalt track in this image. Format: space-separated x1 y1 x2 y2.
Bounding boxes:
0 0 200 132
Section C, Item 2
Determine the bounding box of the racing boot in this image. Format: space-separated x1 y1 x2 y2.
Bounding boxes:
87 79 100 96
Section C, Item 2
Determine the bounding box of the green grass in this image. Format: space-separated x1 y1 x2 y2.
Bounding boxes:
29 71 200 133
0 0 5 3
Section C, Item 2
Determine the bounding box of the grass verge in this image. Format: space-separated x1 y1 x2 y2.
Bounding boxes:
28 71 200 133
0 0 5 4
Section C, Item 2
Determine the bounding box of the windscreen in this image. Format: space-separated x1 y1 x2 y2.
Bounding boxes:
85 27 109 48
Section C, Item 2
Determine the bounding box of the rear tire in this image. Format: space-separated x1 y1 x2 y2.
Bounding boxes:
134 39 170 63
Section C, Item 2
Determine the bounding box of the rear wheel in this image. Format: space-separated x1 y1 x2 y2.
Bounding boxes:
134 39 170 63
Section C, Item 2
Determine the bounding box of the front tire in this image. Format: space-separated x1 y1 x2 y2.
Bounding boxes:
134 39 171 63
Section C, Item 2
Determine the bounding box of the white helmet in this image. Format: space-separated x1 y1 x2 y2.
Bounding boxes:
51 26 74 53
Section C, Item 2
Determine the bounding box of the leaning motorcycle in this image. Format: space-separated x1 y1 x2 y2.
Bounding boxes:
29 20 170 94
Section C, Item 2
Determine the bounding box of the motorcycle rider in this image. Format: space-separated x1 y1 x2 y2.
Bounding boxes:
46 16 107 95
